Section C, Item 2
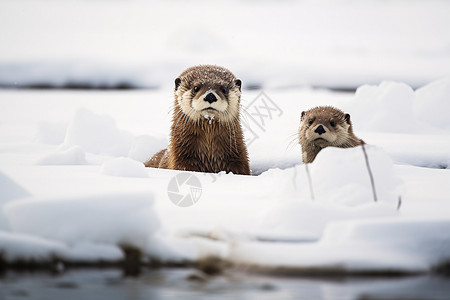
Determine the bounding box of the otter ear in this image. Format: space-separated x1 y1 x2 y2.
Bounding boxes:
344 113 351 124
175 78 181 90
301 111 306 121
235 79 242 91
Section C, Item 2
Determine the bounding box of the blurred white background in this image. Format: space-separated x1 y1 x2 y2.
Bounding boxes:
1 0 449 90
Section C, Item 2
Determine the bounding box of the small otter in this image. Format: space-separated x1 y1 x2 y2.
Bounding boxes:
299 106 365 163
145 65 251 175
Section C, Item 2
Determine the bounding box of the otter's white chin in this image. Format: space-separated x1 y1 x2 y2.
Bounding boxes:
182 109 222 123
202 113 215 123
202 112 215 118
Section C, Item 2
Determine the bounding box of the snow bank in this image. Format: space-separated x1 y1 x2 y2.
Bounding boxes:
0 172 29 230
100 157 147 178
349 79 450 134
35 121 68 145
257 201 398 242
0 172 29 206
0 231 124 263
0 192 194 264
364 132 450 169
37 146 86 165
350 81 416 133
1 190 190 263
415 77 450 130
57 108 166 165
305 145 401 205
128 135 167 163
3 192 159 250
230 218 450 274
61 108 134 157
1 79 449 272
0 231 66 262
62 242 123 263
257 146 401 240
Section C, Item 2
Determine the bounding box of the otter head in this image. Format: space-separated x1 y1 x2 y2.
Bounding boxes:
174 65 242 124
299 106 353 149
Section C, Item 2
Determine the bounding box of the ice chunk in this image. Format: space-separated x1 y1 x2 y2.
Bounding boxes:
100 157 148 178
61 107 134 156
0 172 30 230
37 145 86 165
351 81 416 133
415 77 450 130
4 192 159 249
128 135 167 163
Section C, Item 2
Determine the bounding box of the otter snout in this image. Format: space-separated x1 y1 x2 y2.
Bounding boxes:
204 93 217 104
314 125 326 135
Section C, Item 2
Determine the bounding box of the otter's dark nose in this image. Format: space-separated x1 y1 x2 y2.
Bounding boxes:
204 93 217 104
315 125 326 135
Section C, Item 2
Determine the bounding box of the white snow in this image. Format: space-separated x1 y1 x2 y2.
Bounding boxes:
255 146 402 241
62 107 134 157
0 231 123 263
301 146 402 205
349 79 450 134
0 231 67 262
350 81 417 133
0 0 450 275
4 193 159 249
415 77 450 130
128 135 168 163
0 171 29 231
35 121 68 145
230 218 450 273
1 77 449 272
100 157 148 178
37 146 86 165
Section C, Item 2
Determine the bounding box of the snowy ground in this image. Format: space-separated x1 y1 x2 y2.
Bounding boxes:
1 78 449 274
1 0 450 275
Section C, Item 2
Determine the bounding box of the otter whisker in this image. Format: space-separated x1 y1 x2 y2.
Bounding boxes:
286 132 301 152
167 103 176 115
173 108 185 130
230 113 239 153
179 111 193 140
224 113 233 153
286 132 300 149
225 109 238 152
239 103 252 126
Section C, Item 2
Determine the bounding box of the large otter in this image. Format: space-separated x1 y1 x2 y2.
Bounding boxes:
299 106 365 163
145 65 251 175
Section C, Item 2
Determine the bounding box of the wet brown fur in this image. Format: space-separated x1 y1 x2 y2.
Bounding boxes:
145 65 251 175
299 106 365 163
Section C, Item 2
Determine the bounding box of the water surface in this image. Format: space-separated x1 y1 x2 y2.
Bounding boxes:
1 268 449 300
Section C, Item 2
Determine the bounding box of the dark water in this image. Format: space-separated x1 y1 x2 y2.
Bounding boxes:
1 268 450 300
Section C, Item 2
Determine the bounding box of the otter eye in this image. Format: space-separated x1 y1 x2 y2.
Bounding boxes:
193 86 200 93
221 87 228 94
330 120 336 127
308 119 313 126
